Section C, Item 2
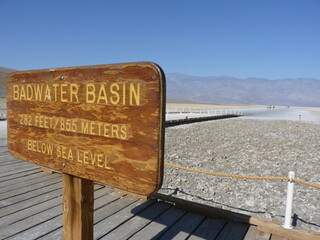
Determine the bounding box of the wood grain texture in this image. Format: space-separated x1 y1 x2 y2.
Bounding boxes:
7 62 165 195
63 174 94 240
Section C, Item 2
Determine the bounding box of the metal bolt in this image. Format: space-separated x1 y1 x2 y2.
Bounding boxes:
60 75 64 80
61 163 65 167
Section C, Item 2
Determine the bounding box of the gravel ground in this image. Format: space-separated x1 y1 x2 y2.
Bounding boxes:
160 118 320 232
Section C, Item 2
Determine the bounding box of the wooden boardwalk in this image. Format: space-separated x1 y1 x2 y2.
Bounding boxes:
0 144 318 240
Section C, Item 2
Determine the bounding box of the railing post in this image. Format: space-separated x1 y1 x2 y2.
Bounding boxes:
283 171 295 229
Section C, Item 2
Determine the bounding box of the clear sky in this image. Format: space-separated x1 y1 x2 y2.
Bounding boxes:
1 0 320 79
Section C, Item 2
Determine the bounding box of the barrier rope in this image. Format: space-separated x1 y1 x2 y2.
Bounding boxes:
164 162 320 190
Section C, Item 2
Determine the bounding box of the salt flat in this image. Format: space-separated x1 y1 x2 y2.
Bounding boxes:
162 118 320 232
241 107 320 122
164 103 320 232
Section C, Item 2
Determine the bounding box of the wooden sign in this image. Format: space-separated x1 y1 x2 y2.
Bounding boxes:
7 62 165 196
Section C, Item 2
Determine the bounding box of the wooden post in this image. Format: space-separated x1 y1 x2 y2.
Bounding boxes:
62 173 94 240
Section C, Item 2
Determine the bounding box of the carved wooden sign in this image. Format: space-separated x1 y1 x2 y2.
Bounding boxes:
7 62 165 196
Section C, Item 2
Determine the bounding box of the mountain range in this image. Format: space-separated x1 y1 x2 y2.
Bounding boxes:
0 67 16 99
1 67 320 107
167 73 320 107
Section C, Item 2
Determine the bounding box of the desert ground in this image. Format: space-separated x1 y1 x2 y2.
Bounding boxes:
162 102 320 232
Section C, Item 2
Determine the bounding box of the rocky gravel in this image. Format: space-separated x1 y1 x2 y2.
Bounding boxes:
160 118 320 232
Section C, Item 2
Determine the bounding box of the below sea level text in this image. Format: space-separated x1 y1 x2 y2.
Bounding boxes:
27 139 114 170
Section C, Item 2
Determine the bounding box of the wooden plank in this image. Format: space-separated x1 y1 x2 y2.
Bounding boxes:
0 164 40 178
0 184 62 215
0 171 57 189
0 196 62 228
37 227 62 240
158 212 206 240
0 157 23 165
103 201 172 240
94 191 126 211
93 186 115 201
216 221 249 240
0 153 12 158
0 162 39 173
37 190 130 240
94 193 141 225
0 147 8 153
188 217 228 240
270 235 289 240
7 215 63 240
62 174 94 240
7 184 113 240
94 198 156 239
0 202 63 239
41 166 58 174
0 174 60 198
130 206 186 240
7 62 166 196
0 168 43 183
257 221 320 240
1 161 32 168
0 183 103 239
0 177 61 204
244 226 271 240
0 155 31 164
0 161 29 168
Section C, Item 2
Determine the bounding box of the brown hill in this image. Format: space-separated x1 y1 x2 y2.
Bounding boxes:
0 67 16 98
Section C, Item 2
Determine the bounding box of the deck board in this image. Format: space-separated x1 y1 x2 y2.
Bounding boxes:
0 164 40 178
0 146 313 240
216 221 250 240
243 226 271 240
129 206 186 240
157 212 206 240
94 198 156 239
0 158 25 165
0 162 38 173
102 201 172 240
0 176 61 201
0 183 62 214
0 196 62 228
0 168 43 182
189 217 228 240
0 172 58 190
0 203 62 239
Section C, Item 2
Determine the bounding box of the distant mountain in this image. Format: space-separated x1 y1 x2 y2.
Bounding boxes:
167 73 320 107
2 67 320 107
0 67 16 98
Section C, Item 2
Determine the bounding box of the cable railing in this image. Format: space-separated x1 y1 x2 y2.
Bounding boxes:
164 161 320 230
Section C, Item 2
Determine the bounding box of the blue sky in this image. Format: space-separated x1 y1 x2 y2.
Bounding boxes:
1 0 320 79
